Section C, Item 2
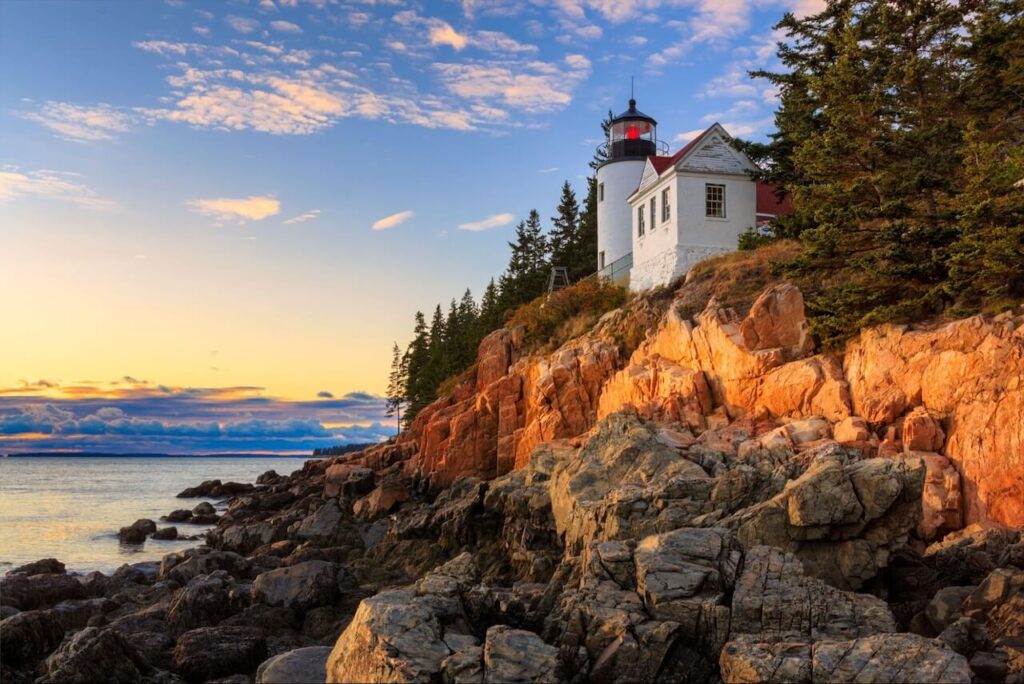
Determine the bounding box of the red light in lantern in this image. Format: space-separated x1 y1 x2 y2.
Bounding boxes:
625 126 640 140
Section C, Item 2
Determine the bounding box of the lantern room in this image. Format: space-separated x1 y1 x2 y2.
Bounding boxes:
607 98 658 161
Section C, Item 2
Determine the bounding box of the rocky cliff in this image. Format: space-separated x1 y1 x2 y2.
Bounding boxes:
3 277 1022 684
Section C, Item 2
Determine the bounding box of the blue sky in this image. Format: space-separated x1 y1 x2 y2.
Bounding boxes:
0 0 817 454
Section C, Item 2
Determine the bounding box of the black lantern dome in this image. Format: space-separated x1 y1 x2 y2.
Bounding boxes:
606 98 658 161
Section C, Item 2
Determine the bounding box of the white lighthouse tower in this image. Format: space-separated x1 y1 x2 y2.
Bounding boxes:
595 98 665 283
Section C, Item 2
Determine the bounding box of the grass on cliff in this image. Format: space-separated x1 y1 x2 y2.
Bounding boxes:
506 275 628 353
672 239 802 319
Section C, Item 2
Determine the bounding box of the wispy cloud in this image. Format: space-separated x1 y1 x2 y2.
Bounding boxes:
20 102 134 142
270 20 303 34
0 167 116 210
429 21 468 50
372 210 414 231
226 15 261 34
458 212 514 231
283 208 321 225
187 196 281 222
538 167 558 173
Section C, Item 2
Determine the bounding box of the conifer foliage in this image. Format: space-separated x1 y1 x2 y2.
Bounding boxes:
390 178 604 429
738 0 1024 346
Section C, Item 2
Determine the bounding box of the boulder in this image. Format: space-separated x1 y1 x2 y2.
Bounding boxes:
834 416 871 444
0 609 65 664
8 558 65 576
160 548 250 584
324 464 375 499
916 452 963 540
353 480 411 521
926 585 975 633
255 646 331 684
738 283 814 356
177 480 254 498
253 560 339 612
903 406 946 452
38 627 151 684
295 499 358 546
151 527 178 540
120 519 157 544
173 625 267 684
0 571 85 610
482 625 562 683
166 572 248 635
165 509 192 523
193 501 215 516
720 633 971 683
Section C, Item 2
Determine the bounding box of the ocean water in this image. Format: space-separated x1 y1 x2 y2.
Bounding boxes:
0 456 312 576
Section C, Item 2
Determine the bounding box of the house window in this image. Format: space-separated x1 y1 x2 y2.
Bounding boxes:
661 188 671 222
649 197 656 229
706 183 726 218
599 251 606 270
598 183 604 202
637 205 645 236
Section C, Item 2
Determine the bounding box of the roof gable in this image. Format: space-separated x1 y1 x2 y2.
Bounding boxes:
675 123 756 175
637 158 664 193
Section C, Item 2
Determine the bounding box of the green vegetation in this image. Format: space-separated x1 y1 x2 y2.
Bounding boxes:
734 0 1023 347
387 173 605 428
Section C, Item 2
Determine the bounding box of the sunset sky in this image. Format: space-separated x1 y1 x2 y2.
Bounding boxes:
0 0 819 453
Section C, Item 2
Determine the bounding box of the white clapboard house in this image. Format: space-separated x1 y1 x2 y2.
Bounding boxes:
595 99 792 291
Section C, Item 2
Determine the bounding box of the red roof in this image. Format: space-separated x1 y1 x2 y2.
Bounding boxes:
647 130 706 176
756 181 794 216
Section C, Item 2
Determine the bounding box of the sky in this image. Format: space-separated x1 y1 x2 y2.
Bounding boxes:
0 0 820 454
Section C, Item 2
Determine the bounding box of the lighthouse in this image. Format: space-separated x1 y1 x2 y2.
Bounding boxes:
595 98 665 283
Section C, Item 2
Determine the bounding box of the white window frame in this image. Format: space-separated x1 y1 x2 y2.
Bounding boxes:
637 205 645 236
649 197 656 230
598 182 604 202
706 183 726 218
661 188 671 222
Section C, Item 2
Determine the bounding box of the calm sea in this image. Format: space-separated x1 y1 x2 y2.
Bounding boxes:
0 456 311 576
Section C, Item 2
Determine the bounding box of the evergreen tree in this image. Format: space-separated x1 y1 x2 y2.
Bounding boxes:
549 180 581 276
402 311 431 425
589 109 614 171
455 288 480 368
424 304 448 394
499 209 550 309
385 342 407 432
576 175 599 278
477 277 503 336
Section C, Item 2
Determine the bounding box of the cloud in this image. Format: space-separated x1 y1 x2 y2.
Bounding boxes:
457 212 514 231
270 20 303 33
283 208 321 224
186 196 281 222
429 21 468 50
317 390 334 398
21 102 134 142
226 15 261 34
372 210 414 231
434 54 590 112
0 384 391 453
538 167 558 173
0 168 117 210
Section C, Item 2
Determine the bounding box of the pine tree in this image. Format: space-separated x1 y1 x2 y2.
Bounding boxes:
549 180 581 277
385 342 407 432
424 304 448 394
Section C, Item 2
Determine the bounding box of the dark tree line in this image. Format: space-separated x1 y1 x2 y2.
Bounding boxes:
386 176 601 429
733 0 1024 346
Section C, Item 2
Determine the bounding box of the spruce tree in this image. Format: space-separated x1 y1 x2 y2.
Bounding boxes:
549 181 581 277
576 175 599 278
385 342 407 432
499 209 550 309
403 311 431 425
477 278 503 335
